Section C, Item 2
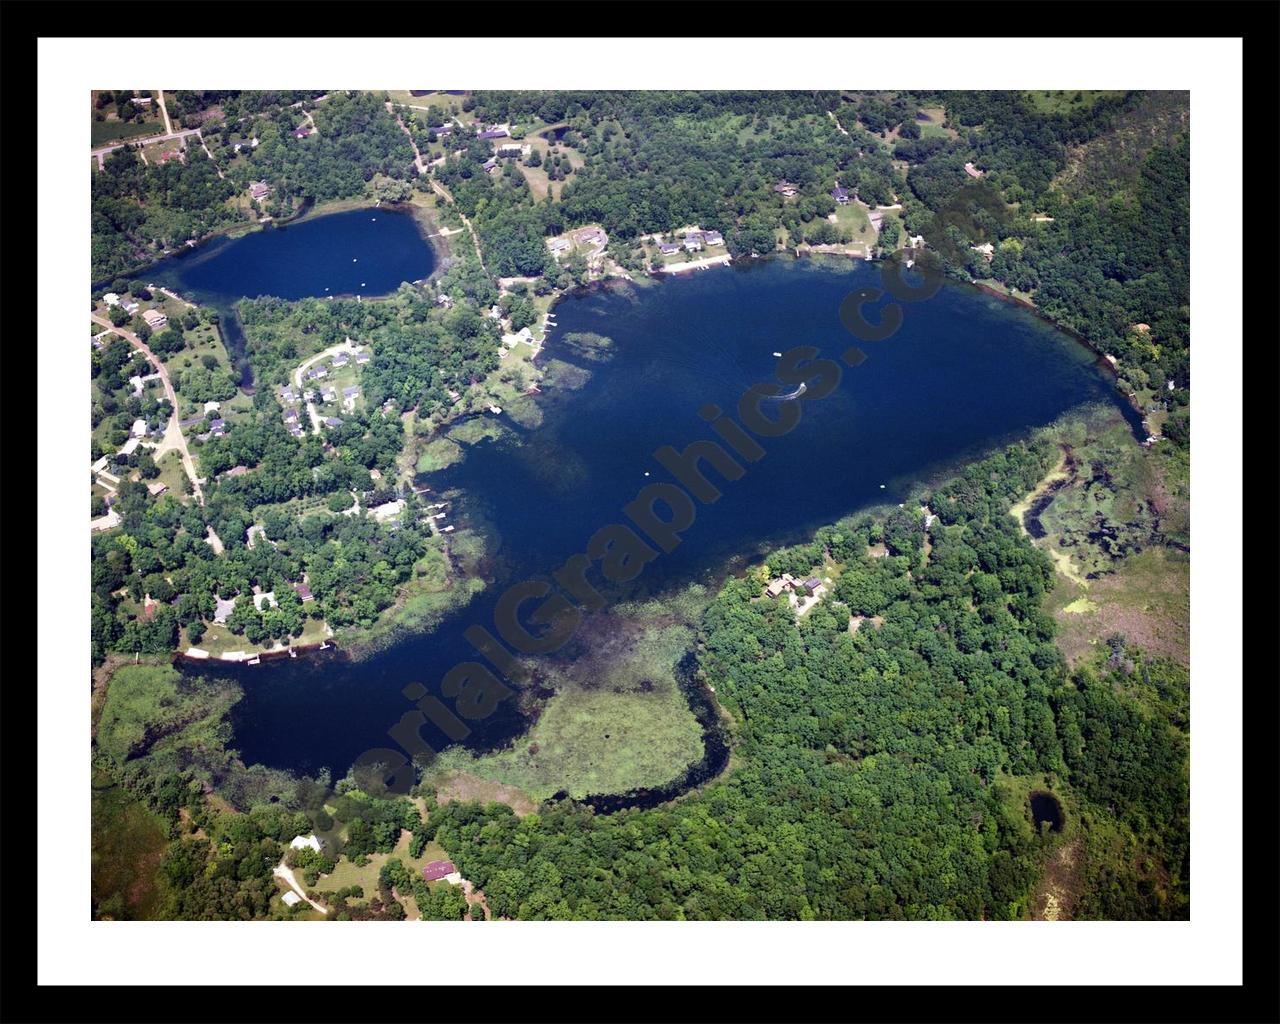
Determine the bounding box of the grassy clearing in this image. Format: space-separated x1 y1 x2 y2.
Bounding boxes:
92 769 170 919
1047 547 1189 667
424 769 539 816
1023 90 1126 116
434 614 705 801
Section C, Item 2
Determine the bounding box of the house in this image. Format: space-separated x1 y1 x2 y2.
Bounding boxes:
482 158 498 173
970 242 995 260
421 860 458 882
281 385 297 403
831 187 850 204
342 385 361 400
208 418 226 437
963 162 984 179
213 595 237 624
548 237 572 254
332 352 349 368
574 227 605 246
124 301 141 315
203 400 221 414
253 591 278 611
131 95 153 107
223 465 249 478
131 418 148 438
118 436 142 457
320 386 337 403
355 349 371 364
281 891 302 908
91 456 109 474
306 366 328 381
141 308 168 330
292 127 312 140
284 407 299 423
774 181 799 196
293 582 314 603
764 573 796 599
147 481 168 497
289 423 305 438
250 180 271 200
657 241 680 256
703 230 724 247
431 124 452 137
323 416 343 428
477 128 508 140
803 576 826 595
290 834 324 853
103 292 121 307
684 231 704 252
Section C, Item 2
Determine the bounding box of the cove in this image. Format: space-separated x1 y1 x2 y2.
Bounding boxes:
144 206 435 383
186 257 1137 793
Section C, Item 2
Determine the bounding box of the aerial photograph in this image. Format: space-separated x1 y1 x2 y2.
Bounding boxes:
86 87 1190 924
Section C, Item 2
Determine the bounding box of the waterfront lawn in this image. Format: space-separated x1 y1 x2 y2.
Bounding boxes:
314 826 452 919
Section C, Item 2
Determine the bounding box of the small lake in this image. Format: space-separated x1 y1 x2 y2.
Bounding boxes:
1030 791 1065 832
145 206 435 381
172 225 1137 790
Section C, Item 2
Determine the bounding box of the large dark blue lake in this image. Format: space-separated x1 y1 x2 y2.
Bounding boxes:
178 230 1136 782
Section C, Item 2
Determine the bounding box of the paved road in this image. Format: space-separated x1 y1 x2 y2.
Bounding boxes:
91 313 204 504
92 127 204 166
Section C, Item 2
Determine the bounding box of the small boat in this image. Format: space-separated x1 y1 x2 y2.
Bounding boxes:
289 648 297 658
352 257 358 262
772 351 782 358
247 656 261 665
319 641 331 650
879 484 886 489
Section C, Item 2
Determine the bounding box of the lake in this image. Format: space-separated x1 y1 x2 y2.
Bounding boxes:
146 206 435 382
178 231 1136 785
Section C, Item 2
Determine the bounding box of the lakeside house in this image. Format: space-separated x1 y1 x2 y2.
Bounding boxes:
774 180 799 197
250 180 271 200
971 242 995 261
684 231 704 252
657 240 680 255
703 230 724 247
831 187 850 204
141 308 168 330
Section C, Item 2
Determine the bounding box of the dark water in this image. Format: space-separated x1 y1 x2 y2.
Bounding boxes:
1030 791 1065 832
144 206 434 382
183 250 1133 786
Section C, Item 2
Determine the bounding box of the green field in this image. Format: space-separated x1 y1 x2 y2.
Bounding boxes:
92 769 170 919
1023 90 1126 115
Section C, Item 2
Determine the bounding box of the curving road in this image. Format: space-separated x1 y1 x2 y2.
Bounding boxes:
92 313 204 504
